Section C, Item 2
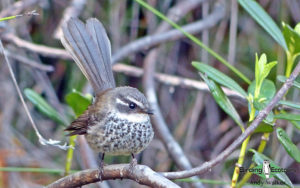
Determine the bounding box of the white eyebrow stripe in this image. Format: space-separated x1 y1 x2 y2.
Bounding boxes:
117 112 149 123
116 98 128 106
126 96 144 107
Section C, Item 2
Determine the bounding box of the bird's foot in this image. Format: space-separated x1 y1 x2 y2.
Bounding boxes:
98 153 105 181
98 160 104 181
129 154 138 182
129 157 137 171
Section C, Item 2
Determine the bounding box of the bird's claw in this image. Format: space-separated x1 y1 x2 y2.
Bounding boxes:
129 158 138 182
98 161 104 181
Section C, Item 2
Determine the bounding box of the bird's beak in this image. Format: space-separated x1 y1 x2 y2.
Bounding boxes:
143 109 154 115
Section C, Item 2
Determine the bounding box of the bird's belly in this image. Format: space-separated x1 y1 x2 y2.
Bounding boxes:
86 118 154 155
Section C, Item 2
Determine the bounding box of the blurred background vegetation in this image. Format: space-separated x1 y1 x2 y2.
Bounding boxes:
0 0 300 187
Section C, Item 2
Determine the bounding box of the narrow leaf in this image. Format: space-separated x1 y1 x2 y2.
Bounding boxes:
276 128 300 163
274 113 300 121
277 75 300 89
238 0 288 50
279 100 300 110
192 62 247 97
250 149 294 188
200 74 244 130
135 0 251 84
261 61 277 80
282 22 300 57
290 121 300 130
252 121 274 134
24 88 67 125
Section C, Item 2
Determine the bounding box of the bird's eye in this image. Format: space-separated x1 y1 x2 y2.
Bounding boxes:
129 102 136 109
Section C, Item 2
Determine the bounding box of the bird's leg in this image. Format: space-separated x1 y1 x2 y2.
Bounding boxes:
129 153 138 181
130 153 137 169
98 153 105 181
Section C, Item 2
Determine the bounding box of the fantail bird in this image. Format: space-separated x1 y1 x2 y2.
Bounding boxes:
61 18 154 174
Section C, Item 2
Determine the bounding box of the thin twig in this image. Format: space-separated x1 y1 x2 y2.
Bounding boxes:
0 0 39 18
113 64 246 101
3 49 54 72
161 61 300 179
0 39 70 150
1 31 245 96
112 3 224 63
228 0 238 65
1 33 71 59
1 4 224 64
53 0 87 39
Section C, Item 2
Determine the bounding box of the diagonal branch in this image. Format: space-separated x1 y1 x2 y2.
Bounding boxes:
112 3 224 63
161 61 300 179
113 64 246 102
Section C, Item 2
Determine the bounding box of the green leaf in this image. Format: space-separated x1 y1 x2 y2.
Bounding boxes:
277 75 300 89
277 75 287 83
252 121 274 133
254 54 277 98
282 22 300 57
238 0 288 50
65 90 92 117
24 88 67 125
192 62 247 97
295 23 300 35
135 0 251 84
279 100 300 110
274 113 300 121
249 149 294 188
261 61 277 80
248 79 276 110
274 111 300 130
276 128 300 163
200 74 244 130
290 121 300 130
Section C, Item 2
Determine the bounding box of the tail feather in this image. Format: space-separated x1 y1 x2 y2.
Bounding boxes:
61 18 115 93
86 18 115 86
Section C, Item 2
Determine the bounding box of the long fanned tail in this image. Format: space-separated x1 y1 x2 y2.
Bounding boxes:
61 18 115 93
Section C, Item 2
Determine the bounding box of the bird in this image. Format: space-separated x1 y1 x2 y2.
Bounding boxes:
263 160 271 179
61 18 154 176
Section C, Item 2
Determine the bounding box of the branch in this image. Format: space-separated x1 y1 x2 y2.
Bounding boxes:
3 49 54 72
111 3 224 63
0 0 39 18
1 33 71 60
0 33 245 100
141 2 220 188
1 4 224 64
161 61 300 179
0 39 70 150
53 0 87 39
113 64 245 102
46 164 180 188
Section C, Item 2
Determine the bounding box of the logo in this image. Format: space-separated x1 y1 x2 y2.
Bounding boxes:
239 160 297 186
240 160 286 179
